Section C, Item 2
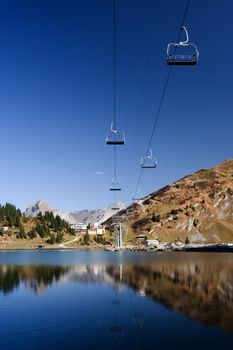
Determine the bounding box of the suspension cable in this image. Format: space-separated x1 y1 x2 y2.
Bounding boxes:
133 0 190 197
113 0 116 128
113 0 116 183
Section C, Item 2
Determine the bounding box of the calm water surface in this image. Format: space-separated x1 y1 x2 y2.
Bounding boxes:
0 251 232 349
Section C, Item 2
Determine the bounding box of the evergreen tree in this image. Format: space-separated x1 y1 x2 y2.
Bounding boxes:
47 233 56 244
28 228 37 239
35 224 47 238
37 212 43 220
15 215 21 228
0 203 22 227
67 227 75 235
17 224 27 239
56 232 64 243
83 231 90 245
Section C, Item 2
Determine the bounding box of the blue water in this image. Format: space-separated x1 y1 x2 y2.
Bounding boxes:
0 251 232 349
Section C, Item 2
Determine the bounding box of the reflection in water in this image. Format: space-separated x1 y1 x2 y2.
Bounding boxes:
0 265 69 295
0 254 233 333
106 255 233 333
111 299 122 345
0 266 20 295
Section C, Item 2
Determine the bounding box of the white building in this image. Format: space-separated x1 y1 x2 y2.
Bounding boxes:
71 223 87 231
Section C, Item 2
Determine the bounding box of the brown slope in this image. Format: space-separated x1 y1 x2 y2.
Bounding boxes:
105 159 233 243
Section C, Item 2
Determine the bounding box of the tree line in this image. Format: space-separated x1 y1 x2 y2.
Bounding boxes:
28 211 75 243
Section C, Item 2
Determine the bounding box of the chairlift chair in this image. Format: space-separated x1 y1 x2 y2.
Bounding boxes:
106 121 125 145
141 148 157 169
167 26 199 66
110 179 121 191
132 195 141 202
132 189 143 202
112 205 120 211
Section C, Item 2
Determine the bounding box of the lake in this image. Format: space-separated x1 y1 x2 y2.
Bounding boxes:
0 250 232 349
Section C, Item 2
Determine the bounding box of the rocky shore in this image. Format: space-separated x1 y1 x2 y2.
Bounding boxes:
105 243 233 253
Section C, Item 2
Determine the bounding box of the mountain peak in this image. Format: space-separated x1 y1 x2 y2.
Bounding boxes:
25 199 51 217
25 200 127 225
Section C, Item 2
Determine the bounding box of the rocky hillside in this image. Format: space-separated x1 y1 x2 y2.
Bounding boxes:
105 160 233 243
25 199 126 225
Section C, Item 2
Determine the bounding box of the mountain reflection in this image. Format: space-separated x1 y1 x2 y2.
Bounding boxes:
106 255 233 333
0 254 232 332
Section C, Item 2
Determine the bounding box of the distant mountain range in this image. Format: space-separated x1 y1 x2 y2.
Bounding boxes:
25 199 126 225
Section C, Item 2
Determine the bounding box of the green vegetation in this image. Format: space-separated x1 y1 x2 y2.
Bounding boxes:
0 202 75 245
28 228 37 239
47 233 56 245
38 211 75 235
0 203 22 228
94 235 106 244
56 232 64 243
16 224 27 239
152 214 160 222
83 231 90 245
35 211 74 244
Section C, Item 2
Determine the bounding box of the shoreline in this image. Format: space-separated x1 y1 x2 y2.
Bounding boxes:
0 243 233 253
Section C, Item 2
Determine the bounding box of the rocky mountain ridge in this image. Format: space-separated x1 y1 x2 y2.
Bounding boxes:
105 159 233 243
25 199 126 225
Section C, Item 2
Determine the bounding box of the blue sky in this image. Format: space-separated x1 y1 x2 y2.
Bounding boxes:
0 0 232 211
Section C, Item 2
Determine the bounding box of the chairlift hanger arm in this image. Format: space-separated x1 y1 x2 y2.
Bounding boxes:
111 121 117 133
179 26 189 44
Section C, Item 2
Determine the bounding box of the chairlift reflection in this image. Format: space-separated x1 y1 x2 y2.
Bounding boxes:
111 299 122 344
133 312 145 329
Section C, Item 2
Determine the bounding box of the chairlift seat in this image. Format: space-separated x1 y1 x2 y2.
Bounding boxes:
132 197 141 202
110 180 121 191
167 54 197 65
132 190 142 202
141 157 157 169
106 131 125 145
